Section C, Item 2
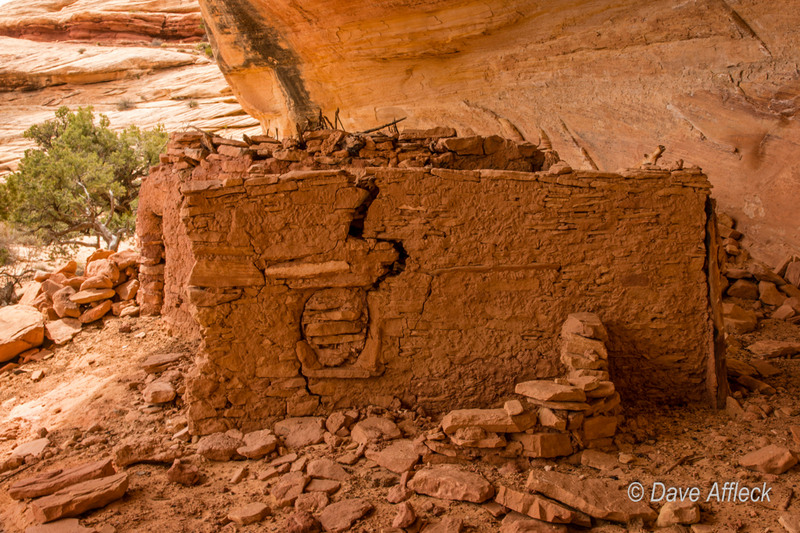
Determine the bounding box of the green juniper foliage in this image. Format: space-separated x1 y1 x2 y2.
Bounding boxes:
0 106 166 251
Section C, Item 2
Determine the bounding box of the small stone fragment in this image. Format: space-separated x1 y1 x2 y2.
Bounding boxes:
351 416 402 444
228 502 270 526
740 445 798 474
393 502 417 528
197 432 242 461
283 510 322 533
237 429 278 459
307 458 350 481
408 465 494 503
514 381 586 402
274 417 326 449
318 498 373 532
143 381 176 404
166 459 201 486
295 492 329 513
656 501 700 527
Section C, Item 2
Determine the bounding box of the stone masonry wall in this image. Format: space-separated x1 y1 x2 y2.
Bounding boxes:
137 129 724 435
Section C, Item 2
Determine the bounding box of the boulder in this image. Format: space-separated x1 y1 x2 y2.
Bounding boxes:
0 305 45 362
495 485 590 525
747 340 800 358
727 279 759 299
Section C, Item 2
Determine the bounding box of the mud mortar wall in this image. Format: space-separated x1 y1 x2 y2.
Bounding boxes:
138 132 722 435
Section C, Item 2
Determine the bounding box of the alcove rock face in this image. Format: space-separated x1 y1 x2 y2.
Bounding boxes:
198 0 800 265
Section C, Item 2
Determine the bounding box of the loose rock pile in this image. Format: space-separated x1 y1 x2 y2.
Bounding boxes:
0 249 141 373
719 213 800 333
437 312 620 460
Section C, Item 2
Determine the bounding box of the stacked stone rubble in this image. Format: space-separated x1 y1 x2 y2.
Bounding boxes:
718 213 800 333
14 250 141 347
439 313 621 459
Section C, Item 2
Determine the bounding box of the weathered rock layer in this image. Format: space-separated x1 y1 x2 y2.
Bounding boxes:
198 0 800 264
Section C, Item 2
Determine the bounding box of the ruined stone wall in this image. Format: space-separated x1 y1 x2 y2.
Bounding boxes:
138 130 724 435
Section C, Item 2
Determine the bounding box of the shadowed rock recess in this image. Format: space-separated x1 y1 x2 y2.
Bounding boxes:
137 128 726 435
197 0 800 265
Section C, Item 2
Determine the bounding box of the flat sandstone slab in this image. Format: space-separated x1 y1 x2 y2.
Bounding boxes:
31 472 128 523
10 458 115 500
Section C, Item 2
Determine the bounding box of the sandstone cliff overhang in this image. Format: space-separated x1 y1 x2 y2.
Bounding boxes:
196 0 800 264
137 128 726 434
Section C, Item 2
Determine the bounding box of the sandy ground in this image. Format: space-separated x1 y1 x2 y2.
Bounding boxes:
0 314 799 532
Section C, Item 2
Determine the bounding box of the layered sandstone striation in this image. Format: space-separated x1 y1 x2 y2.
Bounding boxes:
0 0 204 43
138 128 725 434
198 0 800 264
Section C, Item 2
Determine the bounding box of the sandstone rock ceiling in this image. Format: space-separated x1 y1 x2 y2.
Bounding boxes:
199 0 800 264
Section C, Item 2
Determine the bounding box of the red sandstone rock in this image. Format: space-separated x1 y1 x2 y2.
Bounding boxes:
747 340 800 358
24 519 95 533
79 300 113 324
350 417 402 444
317 498 373 532
656 501 700 527
511 433 573 458
9 458 115 500
141 352 184 374
166 459 201 486
197 432 242 461
441 409 535 435
52 287 80 318
421 517 464 532
114 438 183 467
306 458 350 481
295 492 329 513
727 279 759 299
69 288 115 305
271 471 309 507
561 312 608 342
495 485 590 525
12 437 50 459
500 513 568 533
44 319 82 345
274 417 326 449
228 502 270 525
740 445 798 474
79 275 113 291
116 279 140 301
143 381 176 404
393 501 417 528
30 472 128 523
408 465 494 503
283 510 322 533
305 478 341 495
514 381 586 402
525 470 656 522
365 439 426 473
110 249 139 270
0 305 45 362
237 429 278 459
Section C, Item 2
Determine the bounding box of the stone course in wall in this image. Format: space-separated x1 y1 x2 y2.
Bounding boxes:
137 128 725 435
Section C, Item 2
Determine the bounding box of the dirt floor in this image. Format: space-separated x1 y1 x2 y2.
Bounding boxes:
0 314 799 532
